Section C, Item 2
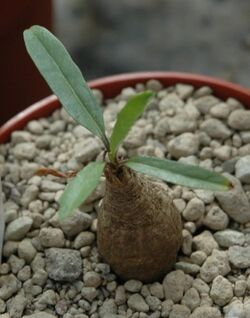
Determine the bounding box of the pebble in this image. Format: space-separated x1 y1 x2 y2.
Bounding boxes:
127 294 149 312
200 249 231 282
115 286 127 305
0 274 19 300
189 306 222 318
181 287 200 310
176 84 194 99
41 180 65 192
145 295 161 311
223 300 245 318
210 275 233 306
190 251 207 265
228 246 250 268
99 299 117 317
175 262 200 275
45 248 82 281
84 271 102 288
163 270 185 303
210 102 230 119
193 230 218 255
13 142 36 160
193 95 219 113
168 133 199 158
235 155 250 183
18 238 37 263
182 229 192 255
234 280 247 297
214 229 245 247
9 294 28 318
124 280 142 293
39 228 65 248
215 174 250 223
74 138 101 163
149 282 164 299
74 231 95 249
182 198 205 221
23 313 57 318
21 185 39 207
81 287 98 302
202 205 229 230
192 278 210 294
228 109 250 130
200 118 231 140
5 216 33 241
169 304 190 318
58 210 92 237
169 113 197 134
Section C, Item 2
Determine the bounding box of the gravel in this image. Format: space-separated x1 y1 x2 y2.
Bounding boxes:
1 80 250 316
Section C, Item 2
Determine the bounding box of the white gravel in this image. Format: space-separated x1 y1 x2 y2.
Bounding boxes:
1 80 250 316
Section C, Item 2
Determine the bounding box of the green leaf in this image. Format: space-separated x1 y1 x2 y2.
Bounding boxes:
125 156 232 191
58 162 105 219
23 25 109 149
109 91 154 160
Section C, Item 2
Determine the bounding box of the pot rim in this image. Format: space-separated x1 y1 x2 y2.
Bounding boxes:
1 71 250 143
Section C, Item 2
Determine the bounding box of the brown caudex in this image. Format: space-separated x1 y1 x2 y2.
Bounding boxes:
98 163 182 282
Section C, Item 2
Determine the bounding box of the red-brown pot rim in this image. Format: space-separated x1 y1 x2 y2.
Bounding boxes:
1 71 250 143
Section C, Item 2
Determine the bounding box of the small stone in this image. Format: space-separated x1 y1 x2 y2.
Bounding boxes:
81 287 98 302
173 198 186 213
23 313 57 318
161 299 173 317
11 131 32 144
58 210 92 237
228 246 250 268
0 299 6 313
224 300 245 318
32 269 48 286
99 299 117 318
181 287 200 311
190 251 207 265
163 270 185 303
0 274 19 300
21 185 39 207
175 262 200 275
5 217 33 241
13 143 36 160
210 275 233 306
168 133 199 159
215 173 250 223
210 102 230 119
50 120 66 133
18 239 37 263
213 145 232 161
149 282 164 299
228 109 250 130
145 295 161 311
84 271 102 288
27 120 44 134
169 304 190 318
124 280 142 293
235 155 250 183
202 205 229 230
146 79 163 92
9 294 27 318
200 249 230 282
40 180 65 192
193 230 218 255
234 280 247 297
200 118 231 140
214 229 245 247
74 139 101 163
194 189 214 204
193 95 219 113
182 198 205 221
189 306 222 318
35 135 51 149
169 113 197 134
182 229 192 256
17 265 31 281
154 117 170 138
176 84 194 99
159 93 184 112
74 231 95 249
127 294 149 313
115 286 127 305
192 278 210 294
45 248 82 281
39 228 65 248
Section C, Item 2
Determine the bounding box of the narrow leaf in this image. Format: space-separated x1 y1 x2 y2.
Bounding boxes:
23 26 109 149
125 156 231 191
109 91 154 160
59 162 105 219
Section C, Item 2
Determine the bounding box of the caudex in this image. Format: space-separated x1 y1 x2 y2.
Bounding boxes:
24 26 231 282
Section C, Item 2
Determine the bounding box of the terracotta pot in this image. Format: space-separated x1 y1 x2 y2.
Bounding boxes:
1 72 250 143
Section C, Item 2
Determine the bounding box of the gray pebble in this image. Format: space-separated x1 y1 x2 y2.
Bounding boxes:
228 109 250 130
5 216 33 241
228 245 250 268
214 229 245 247
127 294 149 313
210 275 233 306
163 270 185 303
168 133 199 158
235 155 250 183
45 248 82 281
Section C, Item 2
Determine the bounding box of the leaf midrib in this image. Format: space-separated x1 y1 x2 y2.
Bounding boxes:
32 29 105 142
